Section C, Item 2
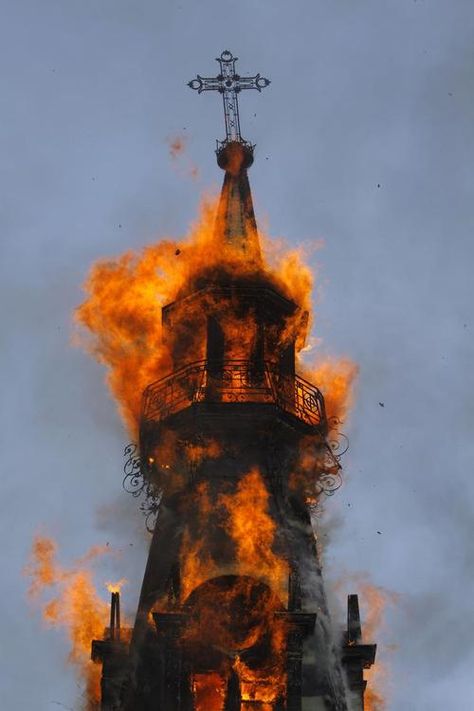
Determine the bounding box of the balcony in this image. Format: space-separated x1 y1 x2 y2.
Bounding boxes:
141 360 326 431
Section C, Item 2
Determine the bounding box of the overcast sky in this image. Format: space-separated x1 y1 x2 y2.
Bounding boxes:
1 1 473 709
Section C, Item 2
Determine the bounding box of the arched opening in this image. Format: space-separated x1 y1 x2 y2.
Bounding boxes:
182 575 287 710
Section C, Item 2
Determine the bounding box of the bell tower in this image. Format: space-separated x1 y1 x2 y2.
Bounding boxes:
91 50 376 711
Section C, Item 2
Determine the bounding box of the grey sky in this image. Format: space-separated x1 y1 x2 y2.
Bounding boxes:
1 1 473 709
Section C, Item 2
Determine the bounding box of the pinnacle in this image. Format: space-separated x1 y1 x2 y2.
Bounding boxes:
214 141 262 265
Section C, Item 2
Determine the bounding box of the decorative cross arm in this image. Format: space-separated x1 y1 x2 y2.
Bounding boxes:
188 50 270 147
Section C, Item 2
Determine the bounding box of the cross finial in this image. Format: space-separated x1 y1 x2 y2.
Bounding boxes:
188 50 270 153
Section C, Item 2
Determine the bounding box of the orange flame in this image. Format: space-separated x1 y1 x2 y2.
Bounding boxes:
71 180 361 707
365 686 387 711
359 581 398 711
25 535 114 710
219 468 288 601
176 469 289 709
179 470 288 604
106 578 127 594
75 194 354 434
180 481 217 600
334 574 398 710
301 358 359 426
193 672 226 711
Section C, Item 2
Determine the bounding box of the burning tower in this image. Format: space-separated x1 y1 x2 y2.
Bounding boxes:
91 51 376 711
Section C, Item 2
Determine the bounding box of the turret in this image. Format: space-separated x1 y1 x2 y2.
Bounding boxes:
341 595 377 711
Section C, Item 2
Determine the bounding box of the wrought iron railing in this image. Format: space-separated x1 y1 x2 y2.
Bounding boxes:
141 360 325 430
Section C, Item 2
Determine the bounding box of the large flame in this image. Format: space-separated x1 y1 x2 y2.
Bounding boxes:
174 469 289 709
179 576 287 710
179 469 288 604
219 468 288 601
75 194 352 434
180 481 217 601
70 183 360 708
25 536 114 710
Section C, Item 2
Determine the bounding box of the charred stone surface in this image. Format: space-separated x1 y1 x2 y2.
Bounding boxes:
276 611 316 711
91 594 131 711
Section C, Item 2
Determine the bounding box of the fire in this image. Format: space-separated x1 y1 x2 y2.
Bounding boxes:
260 234 313 318
175 469 289 708
335 574 398 710
70 161 360 708
185 438 222 467
25 535 113 710
302 358 359 426
365 686 387 711
356 581 398 644
219 468 288 601
179 470 288 604
26 536 58 597
180 576 287 710
193 672 226 711
359 581 398 711
180 481 217 600
75 194 354 435
106 578 127 593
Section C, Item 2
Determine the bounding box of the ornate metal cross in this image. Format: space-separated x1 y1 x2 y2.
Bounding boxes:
188 50 270 148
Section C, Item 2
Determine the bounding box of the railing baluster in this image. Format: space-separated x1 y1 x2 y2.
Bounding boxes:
141 359 325 430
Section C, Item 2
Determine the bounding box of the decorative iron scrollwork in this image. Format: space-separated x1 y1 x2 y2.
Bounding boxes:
316 465 343 498
122 444 162 533
295 416 348 510
326 417 349 459
123 444 144 497
140 494 162 534
314 418 348 499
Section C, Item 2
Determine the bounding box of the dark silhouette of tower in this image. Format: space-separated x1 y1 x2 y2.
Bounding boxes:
92 51 376 711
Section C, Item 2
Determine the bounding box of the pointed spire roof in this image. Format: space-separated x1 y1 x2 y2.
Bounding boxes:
214 141 262 266
188 51 270 268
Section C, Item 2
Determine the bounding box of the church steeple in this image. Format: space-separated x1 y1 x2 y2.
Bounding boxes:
214 141 261 263
188 50 270 263
88 50 374 711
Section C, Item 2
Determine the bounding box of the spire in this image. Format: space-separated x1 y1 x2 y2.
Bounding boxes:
214 141 262 262
188 50 270 263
